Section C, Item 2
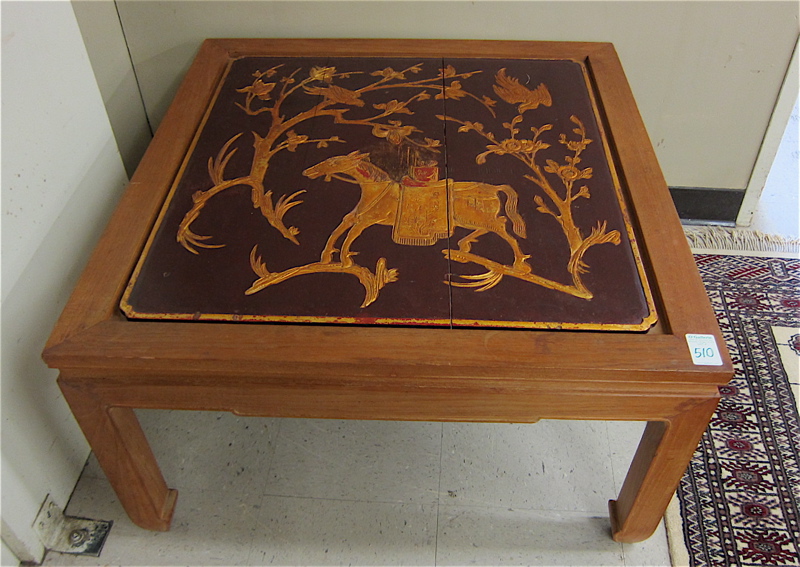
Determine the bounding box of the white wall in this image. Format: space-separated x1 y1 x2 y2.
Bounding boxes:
1 2 129 562
95 0 798 190
746 98 800 236
1 539 19 567
739 37 799 226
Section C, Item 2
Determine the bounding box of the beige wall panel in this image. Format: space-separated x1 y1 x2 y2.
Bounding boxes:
114 1 798 189
72 0 152 177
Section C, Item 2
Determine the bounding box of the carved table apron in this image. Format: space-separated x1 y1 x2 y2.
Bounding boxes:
43 39 732 543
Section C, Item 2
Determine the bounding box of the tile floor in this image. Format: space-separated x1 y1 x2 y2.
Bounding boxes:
45 414 669 566
42 103 798 567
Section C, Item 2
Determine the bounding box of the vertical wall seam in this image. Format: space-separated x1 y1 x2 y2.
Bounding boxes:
113 0 154 137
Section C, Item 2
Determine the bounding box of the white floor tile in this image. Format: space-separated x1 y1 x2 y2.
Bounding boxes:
606 421 647 495
128 410 281 496
440 421 616 514
436 505 625 566
60 416 672 565
248 496 437 565
43 479 257 566
264 419 442 503
621 519 672 567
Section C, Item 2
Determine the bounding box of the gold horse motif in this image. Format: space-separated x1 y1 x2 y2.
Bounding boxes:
302 151 531 273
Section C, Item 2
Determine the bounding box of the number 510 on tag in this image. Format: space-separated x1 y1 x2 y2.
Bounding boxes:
685 334 723 366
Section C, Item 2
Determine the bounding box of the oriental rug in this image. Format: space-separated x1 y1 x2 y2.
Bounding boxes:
666 252 800 566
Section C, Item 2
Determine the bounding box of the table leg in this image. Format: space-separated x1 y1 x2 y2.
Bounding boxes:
608 397 718 543
59 379 177 531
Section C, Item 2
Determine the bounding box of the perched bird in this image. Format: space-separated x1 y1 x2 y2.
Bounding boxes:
237 79 276 101
304 84 364 107
493 68 552 113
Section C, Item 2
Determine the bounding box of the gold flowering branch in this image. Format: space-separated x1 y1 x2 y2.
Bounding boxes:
234 64 284 115
439 68 620 298
178 62 491 254
358 63 496 116
527 115 621 290
327 90 442 150
247 246 398 308
444 249 592 299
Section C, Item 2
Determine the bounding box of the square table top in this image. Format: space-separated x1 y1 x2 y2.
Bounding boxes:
120 51 655 331
44 39 732 391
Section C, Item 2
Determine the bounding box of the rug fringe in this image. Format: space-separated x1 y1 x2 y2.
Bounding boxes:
664 494 690 567
683 225 800 258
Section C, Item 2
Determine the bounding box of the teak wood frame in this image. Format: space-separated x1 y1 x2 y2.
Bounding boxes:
43 39 732 544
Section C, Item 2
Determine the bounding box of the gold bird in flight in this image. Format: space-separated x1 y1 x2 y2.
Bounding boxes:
493 68 552 113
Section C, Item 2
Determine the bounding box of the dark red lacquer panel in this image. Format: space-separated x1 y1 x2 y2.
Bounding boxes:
122 56 656 330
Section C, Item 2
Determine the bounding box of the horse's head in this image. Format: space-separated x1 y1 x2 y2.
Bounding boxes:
303 150 369 181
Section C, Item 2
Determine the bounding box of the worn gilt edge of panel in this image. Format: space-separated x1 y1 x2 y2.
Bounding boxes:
576 60 658 331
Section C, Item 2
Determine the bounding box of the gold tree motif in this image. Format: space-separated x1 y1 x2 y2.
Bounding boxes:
439 68 621 298
177 61 622 307
248 245 398 308
177 62 494 253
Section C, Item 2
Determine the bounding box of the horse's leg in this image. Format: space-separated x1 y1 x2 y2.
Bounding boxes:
457 229 487 253
320 212 358 264
339 217 378 268
452 189 530 273
491 220 532 273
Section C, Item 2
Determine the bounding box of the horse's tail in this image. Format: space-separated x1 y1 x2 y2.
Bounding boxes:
499 185 526 239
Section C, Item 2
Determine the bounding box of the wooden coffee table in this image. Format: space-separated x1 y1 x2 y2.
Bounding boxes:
43 39 732 543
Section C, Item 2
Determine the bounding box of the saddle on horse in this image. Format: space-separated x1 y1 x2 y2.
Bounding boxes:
392 166 451 246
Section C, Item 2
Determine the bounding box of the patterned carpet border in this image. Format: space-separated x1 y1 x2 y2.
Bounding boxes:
666 254 800 566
